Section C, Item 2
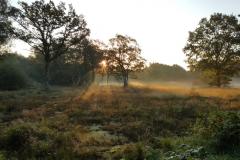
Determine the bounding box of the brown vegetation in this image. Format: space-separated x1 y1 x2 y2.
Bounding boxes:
0 84 239 159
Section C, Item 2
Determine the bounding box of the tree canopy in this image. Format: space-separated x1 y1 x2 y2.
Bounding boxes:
12 0 90 87
0 0 10 48
106 34 145 87
136 63 192 82
184 13 240 87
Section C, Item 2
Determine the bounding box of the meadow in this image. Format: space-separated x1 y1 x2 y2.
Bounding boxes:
1 0 240 159
0 82 239 159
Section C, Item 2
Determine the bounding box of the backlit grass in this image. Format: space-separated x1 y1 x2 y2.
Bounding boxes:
0 84 239 159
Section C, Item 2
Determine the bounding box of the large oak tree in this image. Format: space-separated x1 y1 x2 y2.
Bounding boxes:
12 0 90 87
183 13 240 87
107 34 145 87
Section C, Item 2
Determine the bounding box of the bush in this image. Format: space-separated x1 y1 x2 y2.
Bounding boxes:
0 124 33 158
0 124 77 159
193 111 240 153
0 60 28 90
109 144 145 160
108 144 162 160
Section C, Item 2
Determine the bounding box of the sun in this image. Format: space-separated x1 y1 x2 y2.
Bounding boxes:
100 60 107 68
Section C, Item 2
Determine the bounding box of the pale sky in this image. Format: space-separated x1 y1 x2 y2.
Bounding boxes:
10 0 240 69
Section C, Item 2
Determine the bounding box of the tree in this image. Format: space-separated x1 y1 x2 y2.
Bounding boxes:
107 34 145 87
136 63 191 81
183 13 240 87
61 39 104 85
81 40 104 82
0 0 10 50
12 0 90 87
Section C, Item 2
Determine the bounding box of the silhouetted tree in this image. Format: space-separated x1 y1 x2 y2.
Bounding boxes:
12 0 90 87
107 34 145 87
0 0 10 50
63 39 104 85
184 13 240 87
82 40 104 82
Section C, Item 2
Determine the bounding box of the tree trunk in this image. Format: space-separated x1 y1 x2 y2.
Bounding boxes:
91 69 95 83
107 72 109 85
216 71 222 87
123 73 128 87
44 61 50 89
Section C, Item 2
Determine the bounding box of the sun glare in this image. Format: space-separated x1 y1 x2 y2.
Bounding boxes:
100 60 107 68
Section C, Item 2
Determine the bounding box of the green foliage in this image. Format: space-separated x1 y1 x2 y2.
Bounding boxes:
0 0 10 46
154 138 174 152
0 51 102 88
0 0 7 14
137 63 193 82
145 148 161 160
49 59 85 85
106 34 146 87
0 153 6 160
13 0 90 85
0 123 76 159
49 40 104 86
0 125 32 156
0 56 28 90
163 144 207 160
109 145 161 160
193 111 240 153
207 154 240 160
184 13 240 87
201 69 232 87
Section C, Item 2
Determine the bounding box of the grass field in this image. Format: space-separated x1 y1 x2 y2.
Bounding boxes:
131 81 240 99
0 83 239 159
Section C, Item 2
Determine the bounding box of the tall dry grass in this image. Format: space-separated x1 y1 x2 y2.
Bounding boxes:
130 81 240 99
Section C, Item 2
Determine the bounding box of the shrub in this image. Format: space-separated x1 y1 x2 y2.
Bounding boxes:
0 124 77 159
0 60 28 90
115 146 161 160
109 144 145 160
0 124 33 158
193 111 240 153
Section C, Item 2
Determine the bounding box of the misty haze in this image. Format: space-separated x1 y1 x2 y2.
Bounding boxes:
0 0 240 159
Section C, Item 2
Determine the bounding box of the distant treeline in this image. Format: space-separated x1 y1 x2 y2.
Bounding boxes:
135 63 195 82
0 53 96 90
